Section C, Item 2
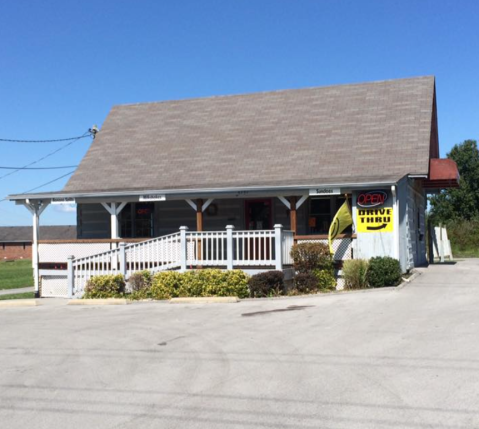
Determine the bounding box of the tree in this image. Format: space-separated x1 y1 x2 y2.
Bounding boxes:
429 140 479 223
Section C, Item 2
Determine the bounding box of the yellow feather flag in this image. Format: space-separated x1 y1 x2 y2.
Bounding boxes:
328 198 353 254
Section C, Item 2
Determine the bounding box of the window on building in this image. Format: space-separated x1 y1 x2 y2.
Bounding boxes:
307 196 352 235
120 203 154 238
309 198 331 234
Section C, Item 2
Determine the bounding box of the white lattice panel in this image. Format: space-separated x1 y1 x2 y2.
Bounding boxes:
39 242 112 263
296 238 354 260
41 275 68 297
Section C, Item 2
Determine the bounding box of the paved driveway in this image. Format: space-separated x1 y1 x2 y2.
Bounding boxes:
1 259 479 429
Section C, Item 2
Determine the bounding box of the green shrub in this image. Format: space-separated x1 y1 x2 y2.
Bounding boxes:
248 271 285 297
149 269 250 300
203 270 249 298
178 269 249 298
128 271 152 300
83 274 126 299
150 271 184 300
290 242 333 273
366 257 402 288
291 272 319 295
342 259 369 289
313 268 336 290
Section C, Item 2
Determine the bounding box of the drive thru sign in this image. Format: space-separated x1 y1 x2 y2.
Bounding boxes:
357 208 394 232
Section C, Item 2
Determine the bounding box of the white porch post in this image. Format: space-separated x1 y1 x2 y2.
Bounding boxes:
22 200 49 297
67 255 74 298
101 202 127 272
274 224 283 271
179 226 189 272
226 225 235 270
111 203 119 239
32 207 40 294
101 202 128 239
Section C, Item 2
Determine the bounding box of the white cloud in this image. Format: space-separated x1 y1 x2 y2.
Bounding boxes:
54 204 77 213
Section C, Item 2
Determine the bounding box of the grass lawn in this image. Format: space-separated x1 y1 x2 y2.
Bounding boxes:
0 259 33 290
0 292 35 300
451 245 479 258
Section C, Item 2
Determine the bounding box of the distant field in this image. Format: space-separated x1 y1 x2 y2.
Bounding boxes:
0 260 33 290
451 246 479 258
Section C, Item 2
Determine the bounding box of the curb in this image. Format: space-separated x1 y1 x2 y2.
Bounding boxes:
170 297 240 304
0 299 38 308
68 298 129 306
397 269 421 289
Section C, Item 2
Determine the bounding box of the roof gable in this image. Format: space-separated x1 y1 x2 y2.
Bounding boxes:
63 76 436 194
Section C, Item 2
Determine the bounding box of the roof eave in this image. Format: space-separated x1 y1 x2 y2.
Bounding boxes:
8 180 401 203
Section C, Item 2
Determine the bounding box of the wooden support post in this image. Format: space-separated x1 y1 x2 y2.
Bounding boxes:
196 199 203 231
290 196 297 235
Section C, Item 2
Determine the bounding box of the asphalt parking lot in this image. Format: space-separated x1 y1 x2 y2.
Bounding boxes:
1 259 479 429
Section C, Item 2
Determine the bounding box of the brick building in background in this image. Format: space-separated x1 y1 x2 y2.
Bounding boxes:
0 226 76 260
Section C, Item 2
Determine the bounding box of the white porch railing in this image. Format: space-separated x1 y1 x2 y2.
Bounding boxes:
125 232 182 275
67 225 294 298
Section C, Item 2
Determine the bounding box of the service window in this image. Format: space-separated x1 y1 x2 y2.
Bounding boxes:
120 203 154 238
309 198 331 234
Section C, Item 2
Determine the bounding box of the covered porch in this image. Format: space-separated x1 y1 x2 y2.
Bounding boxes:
13 189 356 297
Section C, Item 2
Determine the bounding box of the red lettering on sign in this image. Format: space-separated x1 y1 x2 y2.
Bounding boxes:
357 191 388 208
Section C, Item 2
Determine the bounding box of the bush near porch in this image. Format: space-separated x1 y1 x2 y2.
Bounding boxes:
130 269 250 300
289 242 336 294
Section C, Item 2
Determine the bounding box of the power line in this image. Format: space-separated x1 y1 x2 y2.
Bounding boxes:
0 134 91 144
22 170 76 194
0 165 78 170
0 170 76 204
0 132 89 181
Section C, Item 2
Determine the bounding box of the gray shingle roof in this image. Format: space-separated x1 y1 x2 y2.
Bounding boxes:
63 76 436 194
0 226 76 242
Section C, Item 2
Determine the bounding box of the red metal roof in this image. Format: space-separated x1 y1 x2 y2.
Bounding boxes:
423 158 460 189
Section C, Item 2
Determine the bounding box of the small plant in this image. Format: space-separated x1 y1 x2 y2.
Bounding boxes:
128 271 152 299
313 268 336 290
248 271 285 297
83 274 126 299
291 272 319 295
290 242 333 273
342 259 369 289
366 257 402 288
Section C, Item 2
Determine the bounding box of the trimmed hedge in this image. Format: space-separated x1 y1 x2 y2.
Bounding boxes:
366 257 402 288
150 271 183 300
146 269 249 300
248 271 285 297
83 274 126 299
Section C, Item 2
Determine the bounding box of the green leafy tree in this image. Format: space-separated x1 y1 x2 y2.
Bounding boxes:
429 140 479 222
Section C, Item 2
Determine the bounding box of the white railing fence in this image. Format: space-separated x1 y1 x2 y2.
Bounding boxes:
125 232 182 276
68 225 294 298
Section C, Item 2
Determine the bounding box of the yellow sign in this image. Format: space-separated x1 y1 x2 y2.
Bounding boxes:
357 208 394 233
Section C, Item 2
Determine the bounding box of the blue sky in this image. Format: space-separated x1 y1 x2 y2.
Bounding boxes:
0 0 478 226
